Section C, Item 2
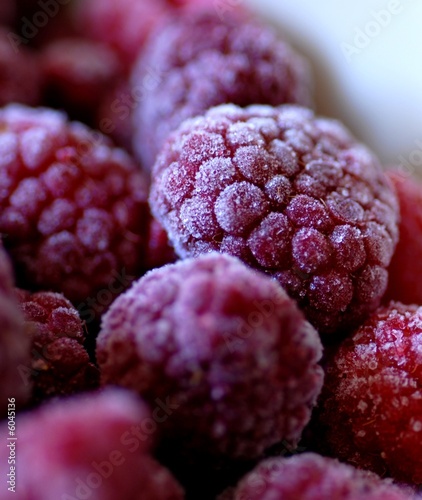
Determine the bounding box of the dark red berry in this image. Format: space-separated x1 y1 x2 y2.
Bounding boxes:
0 104 150 306
97 253 323 463
312 302 422 485
15 289 99 404
149 104 399 335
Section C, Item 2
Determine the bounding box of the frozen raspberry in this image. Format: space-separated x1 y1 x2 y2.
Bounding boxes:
0 389 184 499
41 38 122 124
232 453 418 500
0 27 42 106
312 302 422 485
97 253 324 464
0 104 150 305
132 9 312 170
150 104 399 335
384 171 422 304
145 218 177 270
15 289 99 405
0 245 31 414
75 0 168 71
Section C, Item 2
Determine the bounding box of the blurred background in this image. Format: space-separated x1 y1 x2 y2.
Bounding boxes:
247 0 422 168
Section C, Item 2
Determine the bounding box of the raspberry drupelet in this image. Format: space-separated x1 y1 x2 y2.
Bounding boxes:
150 104 399 335
312 302 422 485
132 8 313 170
0 245 31 414
231 453 419 500
15 289 99 405
0 104 150 306
384 171 422 304
97 253 324 464
0 389 185 500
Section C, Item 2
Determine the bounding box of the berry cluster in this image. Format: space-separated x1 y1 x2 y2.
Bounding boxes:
0 1 421 499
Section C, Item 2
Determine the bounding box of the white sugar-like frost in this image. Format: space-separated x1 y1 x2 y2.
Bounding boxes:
0 132 18 168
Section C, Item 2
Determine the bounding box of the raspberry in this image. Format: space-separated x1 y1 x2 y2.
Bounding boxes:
0 27 42 106
150 104 399 334
97 253 324 463
132 9 312 170
0 104 150 305
41 38 122 125
0 245 31 414
312 302 422 485
0 389 185 500
15 289 99 404
384 171 422 304
232 453 418 500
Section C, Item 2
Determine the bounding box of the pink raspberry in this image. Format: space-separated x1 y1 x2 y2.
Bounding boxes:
384 171 422 304
0 245 31 415
312 302 422 485
0 389 184 500
232 453 418 500
150 104 399 335
0 27 42 106
132 9 312 169
15 289 99 405
0 104 150 305
41 37 122 125
97 253 323 464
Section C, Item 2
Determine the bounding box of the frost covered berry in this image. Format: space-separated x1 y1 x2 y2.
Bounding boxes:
150 104 399 335
97 253 324 463
132 9 312 169
15 289 99 404
0 104 149 305
0 389 184 500
312 302 422 485
0 245 30 414
384 171 422 304
232 453 418 500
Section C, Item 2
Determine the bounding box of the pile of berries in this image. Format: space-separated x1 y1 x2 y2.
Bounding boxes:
0 1 421 499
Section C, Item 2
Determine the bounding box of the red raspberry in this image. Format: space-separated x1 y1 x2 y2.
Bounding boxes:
15 289 99 405
132 9 313 170
0 389 185 500
0 27 42 106
0 104 150 305
149 104 399 335
313 302 422 485
41 37 122 125
232 453 418 500
384 171 422 304
97 253 324 463
0 245 31 415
